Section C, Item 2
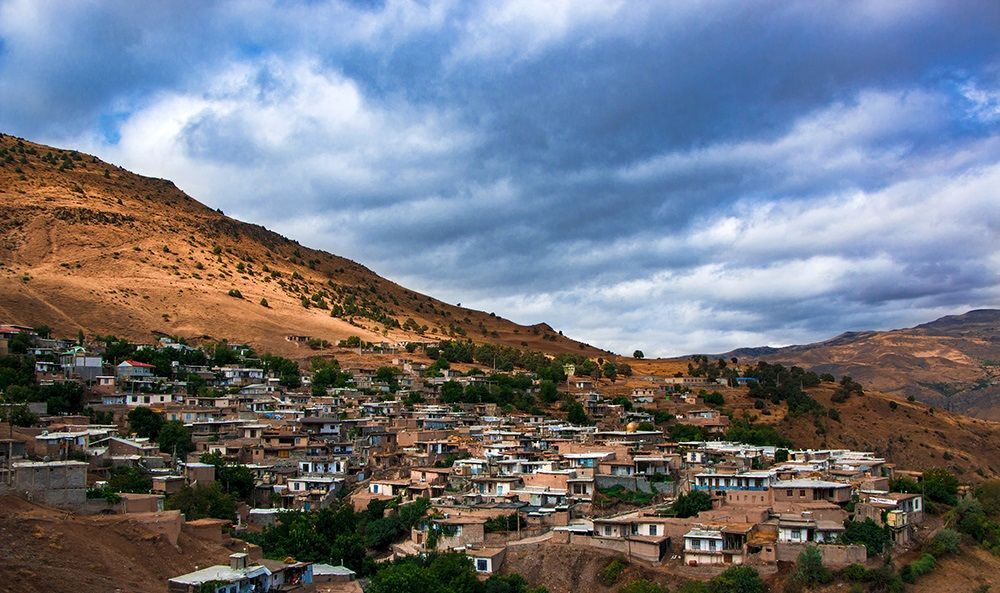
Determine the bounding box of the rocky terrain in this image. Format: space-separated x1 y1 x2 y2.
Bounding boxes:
0 134 606 360
722 310 1000 420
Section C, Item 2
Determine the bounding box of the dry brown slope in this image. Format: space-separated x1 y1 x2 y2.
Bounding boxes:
723 310 1000 420
0 496 234 593
751 383 1000 479
0 134 606 359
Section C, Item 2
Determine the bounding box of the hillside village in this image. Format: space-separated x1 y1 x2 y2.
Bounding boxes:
2 322 997 593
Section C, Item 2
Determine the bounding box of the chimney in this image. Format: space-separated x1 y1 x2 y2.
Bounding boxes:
230 553 248 571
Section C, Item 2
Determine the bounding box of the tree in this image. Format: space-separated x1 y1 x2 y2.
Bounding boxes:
262 355 302 388
672 491 713 518
440 380 464 403
3 404 38 427
922 468 959 505
603 362 618 383
633 350 644 359
565 401 590 425
200 452 255 501
790 545 831 587
843 518 891 555
976 479 1000 517
107 465 152 493
166 482 236 520
158 420 194 459
539 380 559 404
128 406 164 439
774 449 789 463
708 566 765 593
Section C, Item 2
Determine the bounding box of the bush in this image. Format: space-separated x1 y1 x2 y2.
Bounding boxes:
259 298 269 307
617 580 666 593
709 566 765 593
702 391 724 405
900 553 935 584
227 289 243 299
925 528 961 557
598 559 628 586
840 564 868 582
791 545 831 587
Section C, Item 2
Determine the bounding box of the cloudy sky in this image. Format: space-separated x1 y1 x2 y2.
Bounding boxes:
2 1 999 356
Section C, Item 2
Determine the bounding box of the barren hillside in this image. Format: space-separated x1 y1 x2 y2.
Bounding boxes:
0 134 606 360
721 310 1000 420
0 496 235 593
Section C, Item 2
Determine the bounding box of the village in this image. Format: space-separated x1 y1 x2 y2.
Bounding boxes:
0 323 971 593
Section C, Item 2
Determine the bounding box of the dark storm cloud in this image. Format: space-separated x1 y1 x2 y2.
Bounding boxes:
1 0 998 355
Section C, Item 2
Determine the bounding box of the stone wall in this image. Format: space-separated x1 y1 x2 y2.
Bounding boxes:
774 543 866 567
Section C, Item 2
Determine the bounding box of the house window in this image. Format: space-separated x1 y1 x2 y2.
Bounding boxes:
791 529 801 540
709 539 717 551
649 525 658 536
604 526 612 536
476 559 489 572
692 539 701 550
785 489 792 496
799 490 806 497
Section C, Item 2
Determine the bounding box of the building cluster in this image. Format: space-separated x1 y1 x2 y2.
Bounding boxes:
0 325 930 592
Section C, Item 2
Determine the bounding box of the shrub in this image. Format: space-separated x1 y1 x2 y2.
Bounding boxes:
925 528 961 557
791 545 832 587
709 565 765 593
227 289 243 298
900 553 935 584
598 559 628 586
840 564 868 582
259 298 269 307
617 580 666 593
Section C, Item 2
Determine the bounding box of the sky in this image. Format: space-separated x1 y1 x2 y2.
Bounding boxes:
1 0 999 357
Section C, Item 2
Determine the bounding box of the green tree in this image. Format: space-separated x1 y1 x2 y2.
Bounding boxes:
672 491 713 518
843 518 891 555
440 380 464 403
774 449 789 463
539 380 559 404
3 404 38 427
922 468 959 505
565 401 590 425
617 580 666 593
166 482 236 520
633 350 644 359
262 355 302 388
107 464 153 493
603 362 618 383
128 406 164 439
158 420 194 458
791 545 831 587
708 566 765 593
200 452 255 501
976 479 1000 517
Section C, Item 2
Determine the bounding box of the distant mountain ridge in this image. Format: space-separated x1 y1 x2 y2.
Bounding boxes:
720 309 1000 419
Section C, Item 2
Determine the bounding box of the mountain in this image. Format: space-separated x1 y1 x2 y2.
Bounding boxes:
723 310 1000 420
0 134 606 359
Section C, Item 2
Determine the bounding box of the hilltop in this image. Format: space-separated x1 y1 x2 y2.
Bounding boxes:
0 134 606 360
720 310 1000 420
